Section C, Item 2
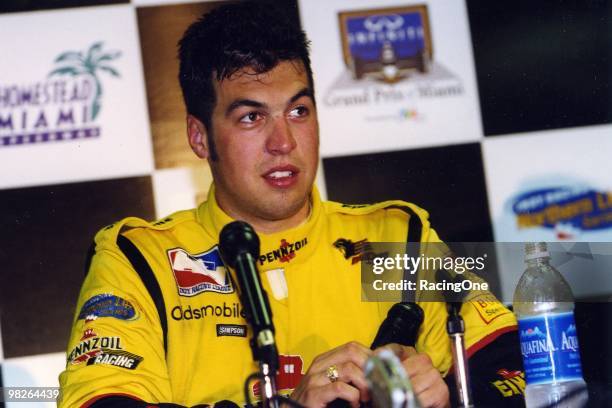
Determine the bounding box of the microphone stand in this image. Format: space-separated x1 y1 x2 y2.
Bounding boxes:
253 327 280 408
437 268 474 408
219 221 280 408
260 362 279 408
446 302 474 408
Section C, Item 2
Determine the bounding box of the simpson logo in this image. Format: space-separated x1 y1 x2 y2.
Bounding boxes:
168 246 233 296
491 369 525 397
254 355 304 396
258 238 308 265
78 293 137 322
67 329 123 365
86 350 143 370
216 324 247 338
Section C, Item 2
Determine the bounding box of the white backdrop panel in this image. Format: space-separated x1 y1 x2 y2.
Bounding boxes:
298 0 483 157
0 5 153 189
483 125 612 301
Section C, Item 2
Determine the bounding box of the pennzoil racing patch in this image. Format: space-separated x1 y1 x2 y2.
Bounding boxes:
78 293 137 322
67 329 123 365
86 350 143 370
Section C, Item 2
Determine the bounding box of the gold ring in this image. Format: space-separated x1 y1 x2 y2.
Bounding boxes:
326 364 340 383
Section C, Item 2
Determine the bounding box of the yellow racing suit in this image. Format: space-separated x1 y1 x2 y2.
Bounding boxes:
59 186 519 407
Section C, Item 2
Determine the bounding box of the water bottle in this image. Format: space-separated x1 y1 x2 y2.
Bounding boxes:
513 242 588 407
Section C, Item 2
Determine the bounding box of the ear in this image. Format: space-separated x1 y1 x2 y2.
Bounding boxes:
187 114 209 159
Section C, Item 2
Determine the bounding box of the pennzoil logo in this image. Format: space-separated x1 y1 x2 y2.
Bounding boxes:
67 329 123 365
511 186 612 239
167 246 233 297
258 238 308 265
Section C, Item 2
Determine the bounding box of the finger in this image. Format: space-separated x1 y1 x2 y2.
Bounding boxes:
402 346 418 359
403 351 433 377
303 361 370 402
334 362 370 402
413 381 450 408
309 341 372 374
374 344 417 361
373 342 402 357
409 367 442 395
306 382 361 408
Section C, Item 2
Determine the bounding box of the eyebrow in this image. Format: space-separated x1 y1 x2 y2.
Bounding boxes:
225 99 266 117
224 87 314 117
289 87 314 104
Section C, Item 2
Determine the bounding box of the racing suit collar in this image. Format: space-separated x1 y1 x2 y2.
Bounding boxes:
197 184 322 267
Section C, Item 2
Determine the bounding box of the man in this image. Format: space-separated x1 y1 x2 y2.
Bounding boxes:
59 2 523 407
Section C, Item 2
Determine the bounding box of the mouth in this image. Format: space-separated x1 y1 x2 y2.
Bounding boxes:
262 165 300 188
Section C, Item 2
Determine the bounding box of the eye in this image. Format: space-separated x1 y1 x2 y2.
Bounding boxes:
239 112 262 124
289 106 309 118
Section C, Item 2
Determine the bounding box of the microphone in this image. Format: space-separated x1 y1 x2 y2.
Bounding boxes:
329 303 425 408
370 302 424 350
219 221 278 371
363 303 424 408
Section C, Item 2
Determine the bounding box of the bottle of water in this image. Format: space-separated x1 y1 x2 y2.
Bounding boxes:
513 242 588 408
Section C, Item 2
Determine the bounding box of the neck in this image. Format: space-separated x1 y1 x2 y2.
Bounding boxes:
217 195 312 235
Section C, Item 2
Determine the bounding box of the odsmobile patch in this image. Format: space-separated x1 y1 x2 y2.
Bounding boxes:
77 293 137 322
168 246 233 297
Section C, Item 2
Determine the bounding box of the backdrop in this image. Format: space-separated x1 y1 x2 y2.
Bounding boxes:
1 0 611 406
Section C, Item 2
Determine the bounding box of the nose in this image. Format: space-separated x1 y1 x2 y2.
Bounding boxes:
265 116 297 155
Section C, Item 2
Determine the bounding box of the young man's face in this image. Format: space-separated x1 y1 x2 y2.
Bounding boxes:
189 60 319 232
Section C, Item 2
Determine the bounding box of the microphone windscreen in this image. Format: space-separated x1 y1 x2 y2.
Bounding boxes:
219 221 260 268
371 302 424 349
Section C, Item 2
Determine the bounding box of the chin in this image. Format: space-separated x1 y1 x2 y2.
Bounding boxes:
262 197 307 220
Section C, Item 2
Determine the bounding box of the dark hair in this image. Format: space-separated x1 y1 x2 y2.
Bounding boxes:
178 1 314 159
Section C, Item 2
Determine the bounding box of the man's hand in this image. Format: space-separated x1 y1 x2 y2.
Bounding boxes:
379 344 450 408
289 341 372 408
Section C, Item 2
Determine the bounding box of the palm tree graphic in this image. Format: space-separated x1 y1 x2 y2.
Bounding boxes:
48 42 121 120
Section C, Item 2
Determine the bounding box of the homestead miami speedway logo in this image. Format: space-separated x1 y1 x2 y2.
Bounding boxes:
168 246 234 296
0 42 121 148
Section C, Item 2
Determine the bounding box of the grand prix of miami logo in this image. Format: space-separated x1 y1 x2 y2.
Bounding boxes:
338 5 432 82
324 4 464 114
511 186 612 239
0 42 121 148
